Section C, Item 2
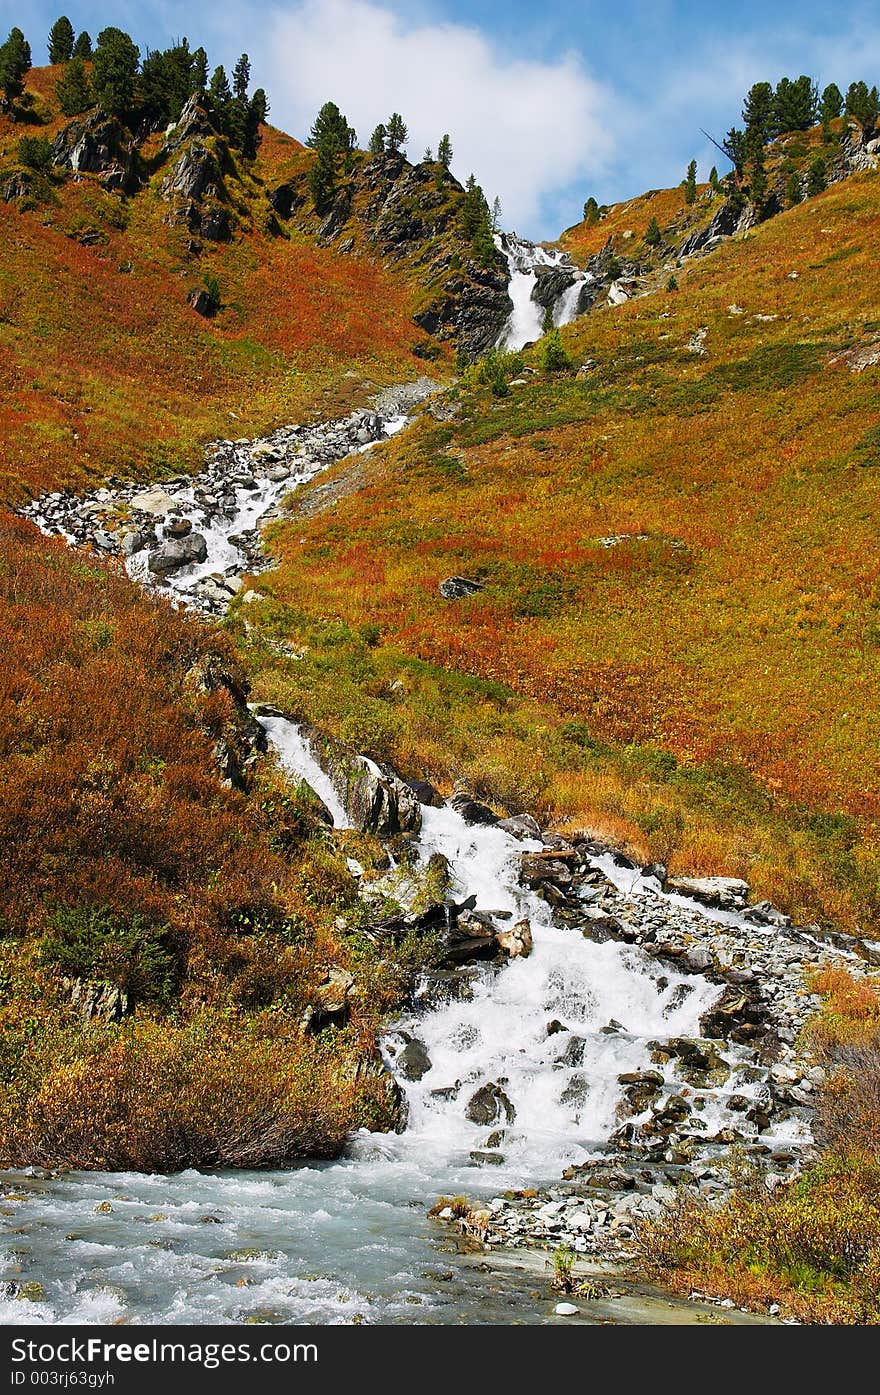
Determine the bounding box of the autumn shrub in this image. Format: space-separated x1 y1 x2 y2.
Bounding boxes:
38 904 178 1004
0 1012 392 1171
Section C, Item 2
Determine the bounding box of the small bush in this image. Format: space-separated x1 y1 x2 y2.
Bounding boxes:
17 136 53 172
39 904 178 1005
539 329 571 373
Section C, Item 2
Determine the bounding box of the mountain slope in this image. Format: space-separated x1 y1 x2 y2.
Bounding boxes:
235 167 880 933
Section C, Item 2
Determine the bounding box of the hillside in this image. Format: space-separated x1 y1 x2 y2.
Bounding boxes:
235 165 880 935
0 66 510 503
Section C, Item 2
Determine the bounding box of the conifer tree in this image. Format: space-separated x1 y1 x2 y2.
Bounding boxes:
208 64 231 114
232 53 250 102
583 195 599 225
723 127 747 179
784 170 802 206
308 141 337 210
742 81 774 145
491 195 502 231
0 27 32 110
191 47 208 94
242 89 268 158
72 30 91 59
684 158 697 204
819 82 843 134
55 55 91 115
806 155 827 197
644 214 662 247
437 132 452 169
845 80 879 134
92 26 139 118
709 165 720 191
369 123 386 154
309 100 355 155
385 111 407 152
773 75 817 134
48 16 74 64
422 145 432 162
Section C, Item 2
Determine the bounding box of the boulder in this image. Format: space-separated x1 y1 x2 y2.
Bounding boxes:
147 533 208 574
397 1038 432 1081
496 918 532 958
130 486 177 517
439 576 484 599
406 778 445 808
305 728 422 837
497 813 542 839
187 287 213 317
667 876 750 911
165 516 193 538
465 1082 516 1126
450 789 497 826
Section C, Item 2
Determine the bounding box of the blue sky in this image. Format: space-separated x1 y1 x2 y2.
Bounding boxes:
3 0 879 235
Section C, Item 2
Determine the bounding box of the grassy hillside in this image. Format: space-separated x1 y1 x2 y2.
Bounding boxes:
0 67 446 505
234 168 880 933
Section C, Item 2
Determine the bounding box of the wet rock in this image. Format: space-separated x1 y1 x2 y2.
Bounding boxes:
406 778 445 808
465 1082 516 1126
497 813 542 839
520 853 573 890
305 728 422 837
450 789 497 826
496 918 533 959
397 1037 432 1081
165 516 193 538
147 533 208 574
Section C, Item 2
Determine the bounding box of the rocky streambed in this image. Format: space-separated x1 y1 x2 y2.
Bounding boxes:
9 383 880 1326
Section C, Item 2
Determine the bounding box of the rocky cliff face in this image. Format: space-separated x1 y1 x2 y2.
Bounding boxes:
269 153 511 357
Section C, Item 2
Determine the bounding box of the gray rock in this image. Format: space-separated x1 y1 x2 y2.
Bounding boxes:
147 533 208 575
465 1082 516 1126
667 876 750 911
439 576 484 599
397 1038 432 1081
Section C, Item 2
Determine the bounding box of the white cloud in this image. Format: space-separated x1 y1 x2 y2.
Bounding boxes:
256 0 615 235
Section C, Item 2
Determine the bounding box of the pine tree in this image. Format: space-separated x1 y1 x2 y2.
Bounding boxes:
308 101 355 155
583 195 599 225
684 158 697 204
749 146 768 207
742 81 774 145
191 47 208 94
437 132 452 169
806 155 827 197
784 170 802 206
644 214 662 247
773 75 817 135
846 80 879 135
242 89 268 158
139 40 196 128
72 31 91 59
92 26 139 118
422 146 432 162
0 27 32 110
723 127 747 179
819 82 843 135
709 165 720 191
55 55 91 115
48 16 74 64
385 111 407 153
491 195 502 231
232 53 250 103
460 174 494 265
369 123 386 154
208 64 231 117
308 141 337 211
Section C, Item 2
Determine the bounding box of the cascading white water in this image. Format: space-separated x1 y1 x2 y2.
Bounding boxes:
259 719 718 1180
496 233 593 351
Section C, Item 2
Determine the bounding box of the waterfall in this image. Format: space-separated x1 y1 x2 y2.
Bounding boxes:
496 233 593 351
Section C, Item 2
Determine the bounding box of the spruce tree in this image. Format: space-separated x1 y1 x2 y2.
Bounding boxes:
742 81 774 145
684 158 697 204
55 55 91 115
92 26 139 118
369 123 386 154
709 165 720 191
491 195 502 231
0 27 32 110
72 31 91 59
385 111 407 153
437 132 452 169
773 75 817 134
308 141 337 211
232 53 250 103
308 101 355 155
208 64 231 118
806 155 827 197
191 47 208 94
644 214 662 247
819 82 843 133
48 16 74 64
